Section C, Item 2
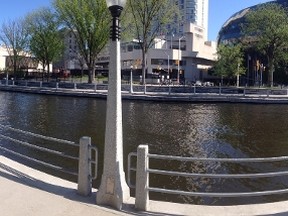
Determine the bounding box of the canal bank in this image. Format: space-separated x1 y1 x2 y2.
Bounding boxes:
1 155 288 216
1 84 288 104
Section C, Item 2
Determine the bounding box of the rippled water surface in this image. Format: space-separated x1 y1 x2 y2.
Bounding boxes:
1 91 288 205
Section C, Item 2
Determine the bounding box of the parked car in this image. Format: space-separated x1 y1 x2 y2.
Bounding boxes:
203 81 214 87
195 80 203 86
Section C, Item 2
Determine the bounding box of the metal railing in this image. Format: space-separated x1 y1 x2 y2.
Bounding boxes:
129 145 288 211
0 124 97 196
2 79 288 97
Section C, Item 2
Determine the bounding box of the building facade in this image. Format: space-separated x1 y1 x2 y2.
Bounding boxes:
174 0 209 40
96 23 217 84
55 0 215 84
0 46 49 79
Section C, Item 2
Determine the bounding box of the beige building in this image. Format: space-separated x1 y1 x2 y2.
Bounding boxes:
96 23 217 84
56 22 217 84
0 46 50 78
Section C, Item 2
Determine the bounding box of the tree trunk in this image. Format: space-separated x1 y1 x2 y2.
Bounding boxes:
88 67 95 83
141 50 146 85
267 56 274 87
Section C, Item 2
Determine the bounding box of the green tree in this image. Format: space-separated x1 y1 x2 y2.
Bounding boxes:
242 3 288 87
214 44 245 85
0 18 29 78
25 7 64 80
126 0 178 84
53 0 110 83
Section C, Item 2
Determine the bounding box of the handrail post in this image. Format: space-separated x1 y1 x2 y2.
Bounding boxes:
219 83 222 95
77 136 92 196
94 83 97 92
135 145 149 211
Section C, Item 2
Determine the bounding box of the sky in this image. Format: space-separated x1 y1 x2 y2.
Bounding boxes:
0 0 273 41
208 0 271 41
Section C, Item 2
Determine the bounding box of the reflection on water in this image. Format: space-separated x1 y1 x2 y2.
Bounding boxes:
1 92 288 205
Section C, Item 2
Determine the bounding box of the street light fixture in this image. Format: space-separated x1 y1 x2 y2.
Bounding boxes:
130 65 133 93
97 0 130 210
178 36 185 84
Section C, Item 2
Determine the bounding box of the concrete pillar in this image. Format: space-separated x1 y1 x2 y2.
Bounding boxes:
96 34 130 210
135 145 149 211
219 84 222 95
77 136 92 196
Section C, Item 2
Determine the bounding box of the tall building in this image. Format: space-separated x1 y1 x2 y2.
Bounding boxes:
174 0 209 40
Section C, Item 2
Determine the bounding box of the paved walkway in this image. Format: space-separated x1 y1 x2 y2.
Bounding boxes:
1 155 288 216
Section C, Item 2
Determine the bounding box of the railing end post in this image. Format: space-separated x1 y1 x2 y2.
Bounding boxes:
135 144 149 211
77 136 92 196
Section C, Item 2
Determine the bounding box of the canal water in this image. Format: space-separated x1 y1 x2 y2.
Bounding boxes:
1 91 288 205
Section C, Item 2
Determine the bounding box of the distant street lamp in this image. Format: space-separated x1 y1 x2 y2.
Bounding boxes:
178 36 185 84
130 65 133 93
237 63 240 88
97 0 130 210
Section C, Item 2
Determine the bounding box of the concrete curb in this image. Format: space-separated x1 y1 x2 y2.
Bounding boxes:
1 85 288 104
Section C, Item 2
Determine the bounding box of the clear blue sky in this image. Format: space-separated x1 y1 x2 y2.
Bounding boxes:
0 0 273 41
208 0 271 41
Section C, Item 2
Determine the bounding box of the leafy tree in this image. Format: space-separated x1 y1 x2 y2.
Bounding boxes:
25 7 64 80
214 44 245 83
242 3 288 87
0 18 29 78
126 0 178 84
53 0 110 83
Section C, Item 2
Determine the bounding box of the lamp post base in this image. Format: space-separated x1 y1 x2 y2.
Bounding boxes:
96 170 130 210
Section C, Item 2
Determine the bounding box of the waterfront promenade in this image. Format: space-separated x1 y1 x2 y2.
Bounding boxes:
1 83 288 215
1 82 288 103
1 155 288 216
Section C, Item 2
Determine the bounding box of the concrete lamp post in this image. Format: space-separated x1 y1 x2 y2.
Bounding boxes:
96 0 130 210
177 36 185 85
130 65 133 93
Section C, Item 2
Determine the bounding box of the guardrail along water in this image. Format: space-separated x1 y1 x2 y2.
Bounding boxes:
0 90 288 205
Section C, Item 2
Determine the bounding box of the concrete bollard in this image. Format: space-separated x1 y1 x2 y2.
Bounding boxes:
135 145 149 211
74 83 77 90
267 90 270 97
94 83 97 92
144 84 147 95
77 136 92 196
243 88 246 96
40 81 42 88
169 86 171 95
194 86 196 94
56 83 59 89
